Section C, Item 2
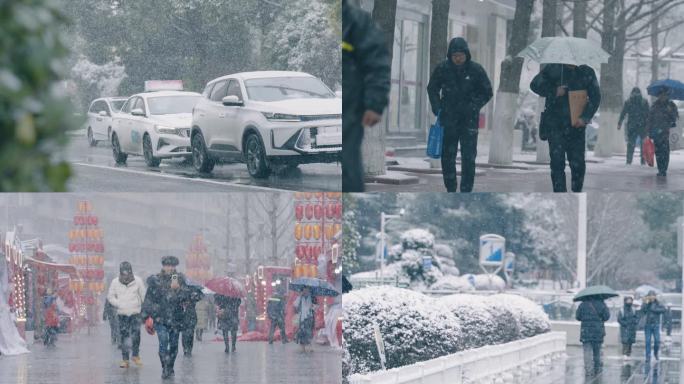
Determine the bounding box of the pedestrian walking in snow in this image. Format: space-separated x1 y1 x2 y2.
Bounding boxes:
427 37 493 192
43 294 59 347
267 290 288 345
618 87 649 165
530 63 601 192
647 88 679 177
342 0 391 192
180 285 203 357
216 294 241 353
294 287 317 353
142 256 189 379
107 261 146 368
194 296 210 341
103 298 120 347
617 296 638 357
641 290 666 363
575 297 610 376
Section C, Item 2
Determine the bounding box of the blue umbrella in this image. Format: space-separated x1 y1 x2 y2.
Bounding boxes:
289 277 339 297
647 79 684 100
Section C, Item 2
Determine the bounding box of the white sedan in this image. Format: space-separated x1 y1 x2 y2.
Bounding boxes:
191 71 341 178
111 91 201 167
85 97 127 146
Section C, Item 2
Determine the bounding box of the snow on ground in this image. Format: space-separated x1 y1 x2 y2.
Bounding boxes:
343 286 551 377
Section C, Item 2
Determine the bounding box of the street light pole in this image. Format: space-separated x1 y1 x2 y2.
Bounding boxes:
379 209 404 281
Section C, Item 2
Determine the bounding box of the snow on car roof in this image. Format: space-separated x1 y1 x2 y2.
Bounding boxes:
210 71 315 84
132 91 201 99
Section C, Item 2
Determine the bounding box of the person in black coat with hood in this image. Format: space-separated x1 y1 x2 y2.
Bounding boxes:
180 285 203 357
342 0 391 192
617 296 639 357
530 63 601 192
427 37 493 192
575 297 610 376
647 88 679 177
141 256 189 379
618 87 649 165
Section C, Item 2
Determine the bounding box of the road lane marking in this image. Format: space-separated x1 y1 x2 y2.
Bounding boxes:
72 162 288 192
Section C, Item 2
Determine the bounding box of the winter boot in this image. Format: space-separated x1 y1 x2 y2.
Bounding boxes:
119 360 129 368
232 342 236 353
160 353 169 379
132 356 142 367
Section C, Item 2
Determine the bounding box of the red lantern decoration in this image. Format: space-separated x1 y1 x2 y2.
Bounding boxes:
295 205 304 220
326 204 334 219
335 203 343 219
305 204 314 220
314 204 323 219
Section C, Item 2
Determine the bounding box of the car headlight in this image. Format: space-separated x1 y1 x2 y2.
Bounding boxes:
261 112 301 122
155 125 176 134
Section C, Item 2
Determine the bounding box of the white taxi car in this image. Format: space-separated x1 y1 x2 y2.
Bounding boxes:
111 87 201 167
191 71 342 178
85 97 127 146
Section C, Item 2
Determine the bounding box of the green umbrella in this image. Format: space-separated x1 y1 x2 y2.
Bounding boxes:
573 285 618 302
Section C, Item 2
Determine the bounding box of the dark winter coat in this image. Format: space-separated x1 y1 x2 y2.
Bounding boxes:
575 299 611 343
530 64 601 137
618 89 649 137
640 300 666 327
180 285 204 329
617 304 639 344
427 37 493 135
216 295 241 331
141 271 190 328
342 0 391 122
663 307 673 328
648 99 679 139
266 296 286 320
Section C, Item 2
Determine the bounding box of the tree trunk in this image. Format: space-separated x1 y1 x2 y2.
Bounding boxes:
489 0 535 165
428 0 450 169
361 0 398 177
595 0 625 157
536 0 558 163
573 0 587 38
651 11 660 84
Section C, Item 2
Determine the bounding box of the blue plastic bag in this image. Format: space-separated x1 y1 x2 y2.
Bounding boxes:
426 112 443 159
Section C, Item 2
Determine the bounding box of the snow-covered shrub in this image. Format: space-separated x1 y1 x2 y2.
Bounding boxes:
399 249 443 288
430 275 474 291
471 274 506 291
401 229 435 250
343 286 463 374
440 294 499 349
490 294 551 337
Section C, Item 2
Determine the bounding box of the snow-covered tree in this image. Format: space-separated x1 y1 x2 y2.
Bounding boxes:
71 55 126 111
343 195 362 274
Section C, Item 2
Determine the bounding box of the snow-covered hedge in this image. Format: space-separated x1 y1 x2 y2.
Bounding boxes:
343 286 463 374
344 287 550 377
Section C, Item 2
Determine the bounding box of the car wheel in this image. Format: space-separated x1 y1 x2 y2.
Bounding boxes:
244 133 270 178
87 127 97 147
111 133 128 164
143 134 161 167
192 133 215 173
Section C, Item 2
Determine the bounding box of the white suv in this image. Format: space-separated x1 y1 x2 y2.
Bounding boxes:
110 91 201 167
191 71 342 178
85 97 127 146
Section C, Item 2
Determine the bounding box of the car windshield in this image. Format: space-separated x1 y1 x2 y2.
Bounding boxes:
110 99 126 111
147 96 200 115
245 77 335 102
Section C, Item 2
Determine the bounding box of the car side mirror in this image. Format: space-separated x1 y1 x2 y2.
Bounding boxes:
131 108 145 117
98 111 108 117
222 95 243 107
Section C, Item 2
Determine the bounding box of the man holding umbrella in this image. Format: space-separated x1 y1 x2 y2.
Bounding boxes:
520 37 606 192
574 285 614 376
289 277 340 353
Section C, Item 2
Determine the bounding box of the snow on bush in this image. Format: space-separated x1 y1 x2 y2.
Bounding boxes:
344 287 551 377
71 55 126 98
401 229 435 250
490 294 551 337
343 286 463 374
430 275 474 291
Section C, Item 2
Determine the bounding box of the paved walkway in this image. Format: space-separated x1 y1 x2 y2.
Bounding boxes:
0 324 341 384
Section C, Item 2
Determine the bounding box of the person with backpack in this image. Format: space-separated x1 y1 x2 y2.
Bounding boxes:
647 88 679 177
575 296 610 376
617 87 649 165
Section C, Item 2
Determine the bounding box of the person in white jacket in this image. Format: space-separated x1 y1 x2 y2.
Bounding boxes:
107 261 146 368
